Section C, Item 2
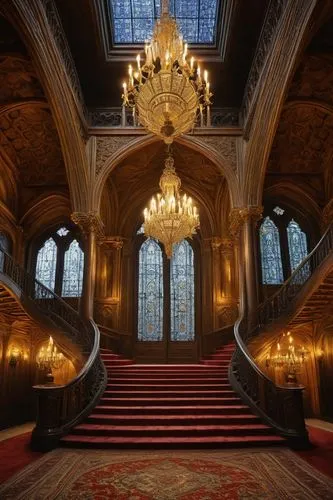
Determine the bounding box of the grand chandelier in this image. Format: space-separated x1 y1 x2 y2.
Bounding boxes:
143 151 199 257
121 0 212 143
266 332 308 384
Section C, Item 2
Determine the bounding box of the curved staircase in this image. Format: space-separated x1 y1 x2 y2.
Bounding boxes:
60 344 285 448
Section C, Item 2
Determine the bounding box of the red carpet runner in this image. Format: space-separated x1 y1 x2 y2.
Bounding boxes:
61 343 285 448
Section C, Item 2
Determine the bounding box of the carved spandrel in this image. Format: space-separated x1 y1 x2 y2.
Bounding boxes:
96 136 139 176
194 136 237 173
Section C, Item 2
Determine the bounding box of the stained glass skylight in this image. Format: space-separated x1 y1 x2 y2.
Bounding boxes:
110 0 218 44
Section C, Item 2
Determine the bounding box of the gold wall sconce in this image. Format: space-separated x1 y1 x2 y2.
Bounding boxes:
8 346 28 367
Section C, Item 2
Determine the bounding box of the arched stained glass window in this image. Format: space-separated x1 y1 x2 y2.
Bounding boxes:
260 217 284 284
138 239 164 341
287 220 308 271
35 237 57 290
170 240 195 341
61 240 84 297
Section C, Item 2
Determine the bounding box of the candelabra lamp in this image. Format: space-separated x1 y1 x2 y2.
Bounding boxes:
266 331 308 385
36 336 65 383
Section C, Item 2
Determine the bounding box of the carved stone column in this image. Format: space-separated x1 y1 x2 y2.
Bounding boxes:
229 206 263 323
71 212 104 320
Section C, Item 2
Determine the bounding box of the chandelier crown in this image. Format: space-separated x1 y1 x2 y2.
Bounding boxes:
121 0 212 143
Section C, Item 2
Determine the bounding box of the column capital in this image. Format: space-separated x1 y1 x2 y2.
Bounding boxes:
210 237 223 251
71 212 104 238
229 206 263 237
98 236 126 251
220 238 234 254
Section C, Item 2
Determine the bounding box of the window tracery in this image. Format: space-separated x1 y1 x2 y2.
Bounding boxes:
259 217 284 284
34 227 84 298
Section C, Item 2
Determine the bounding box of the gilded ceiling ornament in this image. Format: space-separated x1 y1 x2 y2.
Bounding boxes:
71 212 104 238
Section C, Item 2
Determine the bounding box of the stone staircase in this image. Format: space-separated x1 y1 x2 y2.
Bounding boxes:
60 344 285 448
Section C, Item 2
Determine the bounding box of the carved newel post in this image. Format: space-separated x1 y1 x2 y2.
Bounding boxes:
229 206 263 325
71 212 104 320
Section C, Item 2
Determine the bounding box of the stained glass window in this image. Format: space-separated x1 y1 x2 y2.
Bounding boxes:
61 240 84 297
170 240 195 341
138 238 164 341
260 217 284 285
35 238 57 291
110 0 218 44
287 219 310 282
57 227 69 237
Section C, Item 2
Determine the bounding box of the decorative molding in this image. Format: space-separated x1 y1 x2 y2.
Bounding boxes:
210 237 223 251
241 0 288 132
99 236 125 251
220 238 234 254
229 206 263 237
41 0 87 125
89 107 240 128
193 136 237 172
71 211 104 238
96 136 138 175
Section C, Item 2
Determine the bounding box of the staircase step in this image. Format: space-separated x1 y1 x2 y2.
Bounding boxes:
71 423 273 438
102 390 236 398
60 434 286 449
94 405 250 415
106 383 232 391
99 397 242 407
87 413 261 426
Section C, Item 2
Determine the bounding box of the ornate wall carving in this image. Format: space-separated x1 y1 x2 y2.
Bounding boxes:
289 54 333 107
242 0 288 126
0 104 66 186
96 136 139 175
71 211 104 238
0 55 44 103
268 106 333 174
193 136 237 173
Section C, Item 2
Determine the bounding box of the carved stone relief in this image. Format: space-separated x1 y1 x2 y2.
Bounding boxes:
96 136 139 175
0 55 44 104
193 136 237 173
268 106 333 174
289 54 333 107
0 104 66 186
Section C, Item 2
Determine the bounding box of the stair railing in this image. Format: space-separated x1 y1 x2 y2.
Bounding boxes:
0 247 107 450
230 224 333 446
258 223 333 329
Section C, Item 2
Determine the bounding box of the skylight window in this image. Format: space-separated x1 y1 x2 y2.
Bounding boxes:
110 0 218 44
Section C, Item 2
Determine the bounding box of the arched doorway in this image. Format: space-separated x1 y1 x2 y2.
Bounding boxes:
135 236 198 363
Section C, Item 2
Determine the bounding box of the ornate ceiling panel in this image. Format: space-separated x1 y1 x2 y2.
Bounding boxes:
289 54 333 107
268 105 333 174
0 55 44 104
0 104 66 186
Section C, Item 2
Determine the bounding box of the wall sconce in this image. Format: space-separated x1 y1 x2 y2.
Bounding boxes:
8 346 23 367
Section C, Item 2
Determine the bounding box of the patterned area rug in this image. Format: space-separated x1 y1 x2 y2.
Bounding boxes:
1 448 333 499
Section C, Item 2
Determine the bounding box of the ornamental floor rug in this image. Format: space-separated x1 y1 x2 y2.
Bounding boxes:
1 448 333 500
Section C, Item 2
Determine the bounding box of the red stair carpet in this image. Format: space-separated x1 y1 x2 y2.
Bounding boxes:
61 343 285 448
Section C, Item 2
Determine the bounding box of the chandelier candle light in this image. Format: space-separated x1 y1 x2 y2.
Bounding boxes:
266 331 308 385
36 336 65 383
143 152 199 258
121 0 212 142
